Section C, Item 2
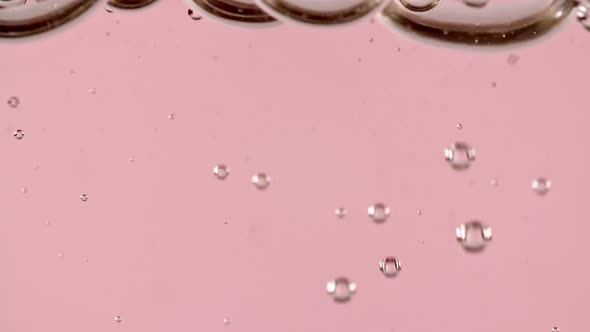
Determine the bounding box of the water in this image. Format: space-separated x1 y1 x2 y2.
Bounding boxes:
368 203 390 223
444 142 475 170
456 221 492 252
7 96 19 108
379 257 402 277
252 173 270 190
13 129 24 140
532 177 551 195
213 164 230 180
326 277 356 302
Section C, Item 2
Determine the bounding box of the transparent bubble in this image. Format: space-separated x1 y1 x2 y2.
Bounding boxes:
213 164 230 180
381 0 574 46
326 277 356 302
456 220 492 252
252 173 270 190
456 123 463 129
368 203 390 223
192 0 275 24
552 327 559 332
399 0 439 12
417 209 422 215
532 177 551 195
379 257 402 277
13 129 24 140
0 0 97 38
256 0 384 25
107 0 157 9
168 113 175 120
114 315 122 323
7 96 19 108
444 142 475 170
80 194 88 202
335 207 347 218
223 317 230 326
463 0 488 8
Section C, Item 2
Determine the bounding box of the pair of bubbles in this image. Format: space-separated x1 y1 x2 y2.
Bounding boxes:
1 0 588 46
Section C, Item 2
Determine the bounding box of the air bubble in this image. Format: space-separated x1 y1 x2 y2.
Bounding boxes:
7 96 19 108
368 203 390 223
326 277 356 302
13 129 24 140
444 142 475 170
456 123 463 130
252 173 270 190
80 194 88 202
400 0 439 12
335 207 347 218
223 317 230 326
379 257 402 277
114 315 122 323
456 220 492 252
532 177 551 195
168 113 175 120
213 164 230 180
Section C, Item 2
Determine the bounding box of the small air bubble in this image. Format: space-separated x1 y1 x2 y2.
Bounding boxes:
335 207 347 218
326 277 356 302
80 194 88 202
456 123 463 130
532 177 551 195
444 142 475 170
7 96 19 108
379 257 402 277
417 209 422 216
551 327 559 332
114 316 122 323
168 113 175 120
13 129 24 140
223 317 230 326
368 203 390 223
491 82 497 88
491 178 499 187
21 187 28 194
252 173 271 190
89 88 96 94
456 220 492 252
213 164 230 180
369 37 374 43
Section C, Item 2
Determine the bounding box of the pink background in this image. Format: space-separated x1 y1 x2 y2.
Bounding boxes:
1 1 589 331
